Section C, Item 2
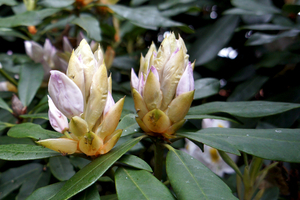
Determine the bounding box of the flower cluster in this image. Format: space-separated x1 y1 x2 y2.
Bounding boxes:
131 33 194 139
37 39 124 156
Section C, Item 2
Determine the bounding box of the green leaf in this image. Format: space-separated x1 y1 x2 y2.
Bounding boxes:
245 30 300 46
117 114 141 137
49 156 76 181
108 5 184 30
115 167 175 200
101 194 118 200
118 154 152 172
166 149 237 200
18 63 44 107
50 136 145 200
75 184 100 200
8 123 61 140
26 182 65 200
188 101 300 118
0 27 29 40
0 97 12 113
16 168 51 200
260 187 279 200
20 113 48 120
0 0 18 6
190 15 239 66
0 163 43 199
255 51 300 68
0 9 59 27
185 115 241 124
227 75 269 101
0 136 34 145
191 128 300 162
39 0 75 8
237 24 292 31
194 78 220 100
231 0 281 14
177 132 240 155
70 157 91 169
0 144 61 160
72 14 101 42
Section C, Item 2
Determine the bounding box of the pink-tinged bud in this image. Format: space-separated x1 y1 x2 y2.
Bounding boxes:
131 68 139 90
176 63 194 96
138 72 145 96
24 41 43 63
63 36 73 53
48 70 84 119
149 66 159 82
103 91 115 116
48 96 69 133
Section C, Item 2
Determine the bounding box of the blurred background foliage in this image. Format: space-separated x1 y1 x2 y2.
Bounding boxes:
0 0 300 199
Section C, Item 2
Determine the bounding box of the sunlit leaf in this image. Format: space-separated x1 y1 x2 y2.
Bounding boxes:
18 63 44 107
50 136 145 200
0 144 61 160
166 149 237 199
115 167 175 200
49 156 76 181
8 123 61 140
188 101 300 118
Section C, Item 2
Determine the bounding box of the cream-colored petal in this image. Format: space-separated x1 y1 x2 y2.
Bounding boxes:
143 71 162 110
142 109 171 133
79 132 103 156
84 63 108 130
96 97 125 140
93 45 104 65
164 119 186 135
98 129 122 155
132 88 148 119
165 90 194 123
140 43 156 75
160 48 185 110
36 138 78 155
69 116 88 139
108 74 112 94
136 117 151 133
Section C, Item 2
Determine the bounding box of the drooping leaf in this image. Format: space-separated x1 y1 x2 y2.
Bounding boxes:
190 15 239 66
117 114 141 137
16 168 51 200
8 123 61 140
72 14 101 42
75 184 100 200
0 97 12 113
182 128 300 162
0 163 43 199
194 78 220 100
18 63 44 107
39 0 75 8
49 156 76 181
108 5 185 30
188 101 300 118
26 182 65 200
227 75 269 101
166 149 237 200
118 154 152 172
0 144 61 160
115 167 175 200
50 136 145 200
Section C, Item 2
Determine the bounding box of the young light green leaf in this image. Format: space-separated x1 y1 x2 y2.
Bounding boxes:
72 14 101 42
50 136 145 200
118 154 152 172
193 128 300 162
115 167 175 200
188 101 300 118
0 97 12 113
16 168 51 200
194 78 220 100
26 182 65 200
49 156 76 181
0 144 61 160
0 163 43 199
18 63 44 107
190 15 239 66
166 149 237 200
8 123 61 140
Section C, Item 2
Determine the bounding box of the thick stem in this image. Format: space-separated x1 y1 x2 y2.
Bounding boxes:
154 141 164 181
